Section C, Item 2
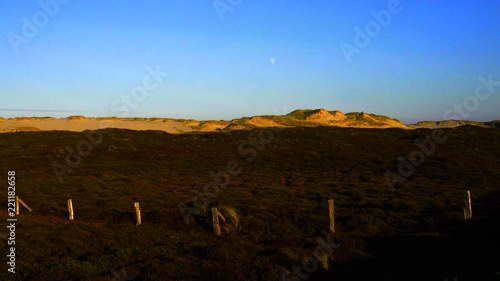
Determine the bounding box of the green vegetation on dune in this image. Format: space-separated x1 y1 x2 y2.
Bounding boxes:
286 109 314 120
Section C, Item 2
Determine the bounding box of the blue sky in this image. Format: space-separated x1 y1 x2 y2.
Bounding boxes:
1 0 499 123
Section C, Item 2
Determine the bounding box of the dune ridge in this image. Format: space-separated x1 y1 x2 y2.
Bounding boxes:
1 109 497 133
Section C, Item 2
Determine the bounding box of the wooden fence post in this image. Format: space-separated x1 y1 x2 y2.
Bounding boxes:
328 199 335 233
15 196 19 215
329 199 335 233
18 198 32 212
212 207 221 237
67 199 74 220
134 202 141 226
463 190 472 220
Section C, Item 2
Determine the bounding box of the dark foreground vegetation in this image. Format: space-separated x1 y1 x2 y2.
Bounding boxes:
0 126 499 281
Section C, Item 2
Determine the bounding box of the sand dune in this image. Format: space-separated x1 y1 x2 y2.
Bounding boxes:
2 109 495 134
0 118 193 133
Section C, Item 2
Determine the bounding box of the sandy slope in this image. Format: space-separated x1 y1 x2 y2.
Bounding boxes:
8 108 479 133
0 118 193 134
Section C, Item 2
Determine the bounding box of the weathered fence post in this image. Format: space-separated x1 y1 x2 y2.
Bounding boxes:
134 202 141 226
67 199 74 220
329 199 335 233
18 198 32 212
212 207 221 237
463 190 472 220
15 196 19 215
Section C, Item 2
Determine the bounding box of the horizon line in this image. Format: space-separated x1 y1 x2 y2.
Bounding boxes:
0 113 498 125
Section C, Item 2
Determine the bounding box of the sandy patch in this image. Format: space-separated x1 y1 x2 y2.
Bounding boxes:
197 121 229 131
247 116 282 127
305 108 346 123
182 120 201 127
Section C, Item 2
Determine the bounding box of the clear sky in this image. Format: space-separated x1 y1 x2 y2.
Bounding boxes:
1 0 499 123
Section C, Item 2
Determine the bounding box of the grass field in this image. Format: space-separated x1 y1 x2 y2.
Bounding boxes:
0 126 499 280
